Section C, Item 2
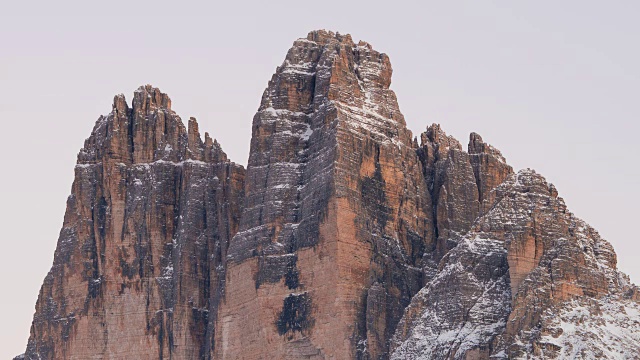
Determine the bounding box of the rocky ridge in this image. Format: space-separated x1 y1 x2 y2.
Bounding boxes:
19 31 639 360
391 169 639 359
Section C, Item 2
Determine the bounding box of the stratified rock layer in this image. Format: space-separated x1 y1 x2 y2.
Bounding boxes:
217 30 433 360
23 86 245 359
20 31 639 360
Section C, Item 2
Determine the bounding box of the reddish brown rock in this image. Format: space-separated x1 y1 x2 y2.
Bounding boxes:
217 30 433 360
22 85 245 360
418 125 480 260
391 170 639 359
19 32 639 360
468 132 513 212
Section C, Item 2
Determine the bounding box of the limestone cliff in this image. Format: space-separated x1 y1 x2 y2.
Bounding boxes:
218 30 432 360
22 85 245 359
19 31 639 360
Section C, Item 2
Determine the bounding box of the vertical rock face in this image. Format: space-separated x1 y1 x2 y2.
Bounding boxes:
217 30 433 360
416 125 513 277
468 132 513 212
417 125 481 260
23 85 245 359
20 31 639 360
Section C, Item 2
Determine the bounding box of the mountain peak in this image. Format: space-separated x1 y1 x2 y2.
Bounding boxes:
303 29 354 46
21 32 639 360
78 86 231 165
133 84 171 110
111 93 128 114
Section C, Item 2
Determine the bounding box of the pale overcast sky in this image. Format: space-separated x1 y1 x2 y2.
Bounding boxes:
1 1 638 357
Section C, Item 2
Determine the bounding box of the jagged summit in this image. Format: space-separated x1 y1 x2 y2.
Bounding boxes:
302 29 376 50
469 131 508 163
133 84 172 109
19 32 639 360
79 85 229 165
220 29 432 359
302 29 355 45
392 168 640 359
264 29 401 129
111 85 172 114
22 83 245 360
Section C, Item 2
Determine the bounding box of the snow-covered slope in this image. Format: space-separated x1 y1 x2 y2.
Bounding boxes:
392 170 640 359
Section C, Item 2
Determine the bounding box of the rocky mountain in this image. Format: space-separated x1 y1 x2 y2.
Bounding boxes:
18 30 639 360
21 86 245 359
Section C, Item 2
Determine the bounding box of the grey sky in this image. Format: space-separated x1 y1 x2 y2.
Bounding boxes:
1 1 638 357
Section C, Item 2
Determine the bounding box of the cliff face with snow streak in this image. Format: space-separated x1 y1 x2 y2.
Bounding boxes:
391 170 640 359
19 31 639 360
217 30 433 360
21 85 245 359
